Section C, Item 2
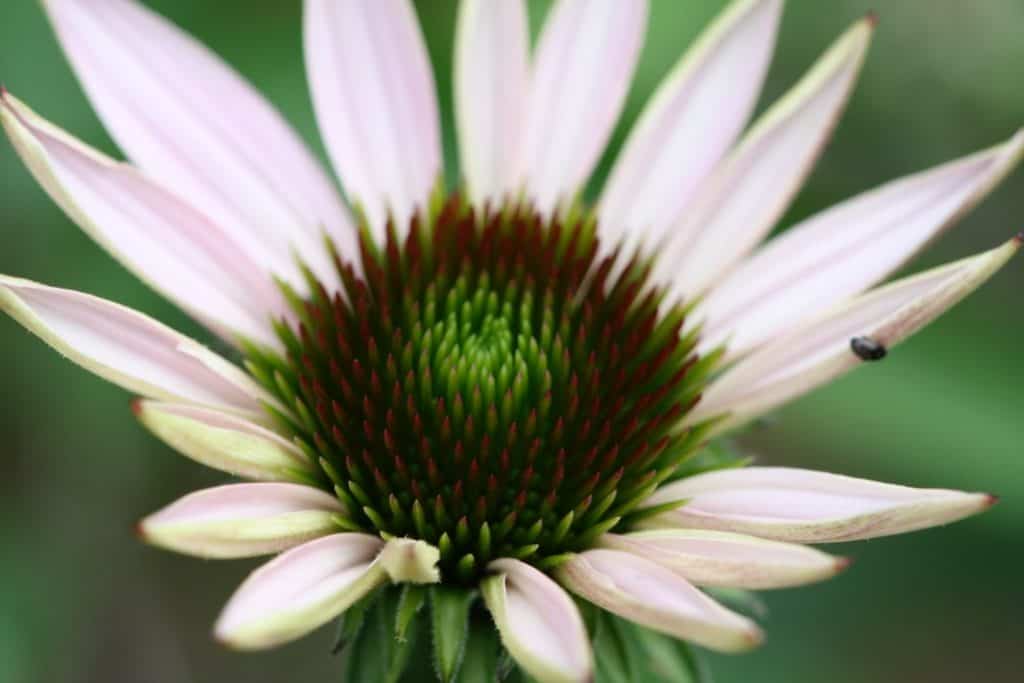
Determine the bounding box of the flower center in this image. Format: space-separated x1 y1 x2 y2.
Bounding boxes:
248 193 711 582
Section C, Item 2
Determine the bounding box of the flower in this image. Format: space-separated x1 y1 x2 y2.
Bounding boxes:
1 0 1019 681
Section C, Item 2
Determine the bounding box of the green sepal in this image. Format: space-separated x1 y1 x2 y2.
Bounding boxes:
669 439 752 482
331 586 379 655
704 587 769 621
428 586 477 682
339 586 423 683
591 608 633 683
619 497 690 528
455 618 501 683
396 585 428 641
588 606 711 683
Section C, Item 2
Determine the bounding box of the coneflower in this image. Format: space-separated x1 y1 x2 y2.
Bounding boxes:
1 1 1020 681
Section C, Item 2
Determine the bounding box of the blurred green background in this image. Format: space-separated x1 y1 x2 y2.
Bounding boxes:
1 1 1021 681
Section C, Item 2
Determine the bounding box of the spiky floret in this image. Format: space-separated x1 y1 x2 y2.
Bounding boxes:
246 192 719 582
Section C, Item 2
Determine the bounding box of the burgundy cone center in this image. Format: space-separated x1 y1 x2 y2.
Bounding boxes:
248 194 711 582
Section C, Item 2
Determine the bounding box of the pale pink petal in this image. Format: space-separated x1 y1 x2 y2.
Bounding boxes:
557 550 762 653
599 530 846 590
134 401 316 482
1 92 283 347
454 0 529 208
43 0 354 286
658 16 875 300
599 0 781 257
138 483 344 559
305 0 441 241
522 0 648 215
482 559 592 683
699 130 1024 357
689 238 1020 429
0 277 268 417
215 533 386 650
641 468 996 543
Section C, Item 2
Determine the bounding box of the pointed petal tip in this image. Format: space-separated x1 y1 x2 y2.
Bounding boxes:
211 621 264 652
865 11 879 28
834 556 854 573
211 626 244 651
0 90 15 123
134 517 161 546
956 491 998 519
742 624 766 650
998 233 1022 256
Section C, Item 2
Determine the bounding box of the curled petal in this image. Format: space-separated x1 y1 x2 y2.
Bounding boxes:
522 0 648 214
138 483 344 559
690 238 1020 430
661 16 874 299
378 538 441 584
134 401 313 482
305 0 441 239
482 559 592 683
557 549 762 653
44 0 353 286
699 129 1024 357
455 0 529 207
0 277 267 416
641 467 996 543
215 533 386 650
600 0 782 260
599 530 846 590
0 92 283 347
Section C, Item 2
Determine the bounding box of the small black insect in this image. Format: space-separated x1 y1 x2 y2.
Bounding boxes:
850 336 887 361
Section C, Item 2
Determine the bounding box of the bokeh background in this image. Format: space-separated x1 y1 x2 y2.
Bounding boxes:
1 1 1022 681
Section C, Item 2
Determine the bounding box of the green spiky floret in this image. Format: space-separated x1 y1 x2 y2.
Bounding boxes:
245 191 722 583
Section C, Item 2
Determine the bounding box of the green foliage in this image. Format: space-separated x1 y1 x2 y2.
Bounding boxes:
335 585 511 683
454 618 502 683
589 607 712 683
336 584 717 683
429 586 477 682
396 585 429 642
339 588 422 683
